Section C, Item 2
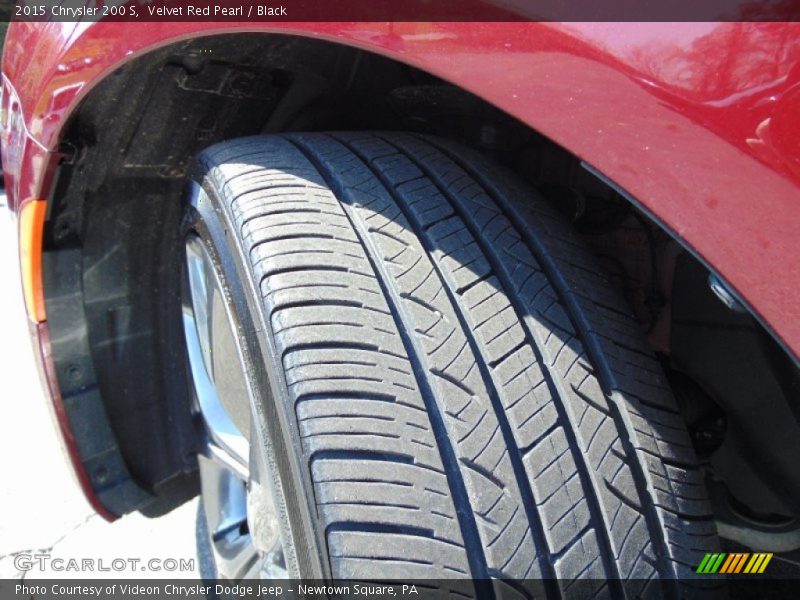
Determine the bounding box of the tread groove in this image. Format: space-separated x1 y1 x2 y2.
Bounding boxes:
420 133 704 597
384 132 624 589
284 133 491 591
338 133 560 592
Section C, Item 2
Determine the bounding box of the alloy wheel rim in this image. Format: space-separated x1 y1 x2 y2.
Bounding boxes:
182 234 287 580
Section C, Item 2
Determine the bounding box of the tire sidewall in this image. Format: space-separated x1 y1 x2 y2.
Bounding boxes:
181 176 330 580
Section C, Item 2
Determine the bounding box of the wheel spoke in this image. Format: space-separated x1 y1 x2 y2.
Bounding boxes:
216 533 261 580
184 310 250 470
198 456 247 537
207 441 249 481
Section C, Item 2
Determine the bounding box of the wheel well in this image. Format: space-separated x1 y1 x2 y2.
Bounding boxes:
43 31 800 534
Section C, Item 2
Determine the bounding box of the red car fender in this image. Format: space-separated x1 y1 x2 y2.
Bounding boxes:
3 21 800 362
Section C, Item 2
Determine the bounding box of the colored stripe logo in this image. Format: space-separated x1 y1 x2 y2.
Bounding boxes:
696 552 773 574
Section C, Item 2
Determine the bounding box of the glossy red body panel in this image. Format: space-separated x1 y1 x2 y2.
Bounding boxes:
3 21 800 363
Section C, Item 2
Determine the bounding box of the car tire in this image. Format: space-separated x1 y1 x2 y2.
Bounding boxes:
189 132 721 597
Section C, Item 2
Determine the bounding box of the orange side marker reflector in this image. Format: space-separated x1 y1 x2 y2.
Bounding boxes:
19 199 47 323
